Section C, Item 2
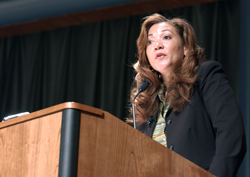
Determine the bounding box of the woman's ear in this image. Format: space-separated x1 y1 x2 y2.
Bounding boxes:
183 45 188 56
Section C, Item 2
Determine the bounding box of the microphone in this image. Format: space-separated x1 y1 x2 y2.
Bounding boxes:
132 80 149 129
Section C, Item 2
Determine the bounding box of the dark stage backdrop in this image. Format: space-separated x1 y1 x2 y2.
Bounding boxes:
1 0 249 176
0 0 239 121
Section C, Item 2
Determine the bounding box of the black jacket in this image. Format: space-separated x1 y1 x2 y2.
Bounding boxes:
137 61 246 177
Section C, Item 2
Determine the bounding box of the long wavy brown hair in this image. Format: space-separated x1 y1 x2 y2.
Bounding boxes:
127 13 206 124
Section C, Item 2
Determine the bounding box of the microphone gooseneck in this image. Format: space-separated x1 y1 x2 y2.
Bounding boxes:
132 80 149 129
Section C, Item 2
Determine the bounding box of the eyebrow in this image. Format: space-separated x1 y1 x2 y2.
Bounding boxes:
162 29 170 33
148 29 171 37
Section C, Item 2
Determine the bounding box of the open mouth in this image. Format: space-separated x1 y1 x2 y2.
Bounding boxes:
156 53 166 59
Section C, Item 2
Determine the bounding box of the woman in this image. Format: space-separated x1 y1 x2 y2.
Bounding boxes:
128 13 246 177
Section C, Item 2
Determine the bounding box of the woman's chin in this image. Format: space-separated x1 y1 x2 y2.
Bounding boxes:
154 65 171 74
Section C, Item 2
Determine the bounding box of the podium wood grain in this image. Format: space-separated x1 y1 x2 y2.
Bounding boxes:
0 112 62 176
0 102 215 177
78 110 215 177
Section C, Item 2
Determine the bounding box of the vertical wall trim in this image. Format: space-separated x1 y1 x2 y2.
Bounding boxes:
239 0 250 176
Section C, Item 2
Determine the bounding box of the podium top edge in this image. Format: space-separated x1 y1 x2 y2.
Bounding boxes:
0 102 103 129
57 102 103 116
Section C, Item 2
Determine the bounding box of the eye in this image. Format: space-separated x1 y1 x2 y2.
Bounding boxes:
164 35 171 40
147 39 153 45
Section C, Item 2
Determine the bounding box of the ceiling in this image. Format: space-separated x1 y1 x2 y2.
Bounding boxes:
0 0 222 38
0 0 142 27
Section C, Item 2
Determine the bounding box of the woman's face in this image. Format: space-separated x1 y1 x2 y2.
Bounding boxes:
146 22 187 79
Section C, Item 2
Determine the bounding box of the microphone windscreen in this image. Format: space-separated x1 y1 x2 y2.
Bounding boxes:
139 80 149 92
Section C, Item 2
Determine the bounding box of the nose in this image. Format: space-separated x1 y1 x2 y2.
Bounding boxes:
155 41 164 50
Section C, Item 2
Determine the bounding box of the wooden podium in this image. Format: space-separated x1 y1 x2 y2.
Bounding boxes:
0 102 215 177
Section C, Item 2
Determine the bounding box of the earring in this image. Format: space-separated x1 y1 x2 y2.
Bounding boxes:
183 56 188 60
